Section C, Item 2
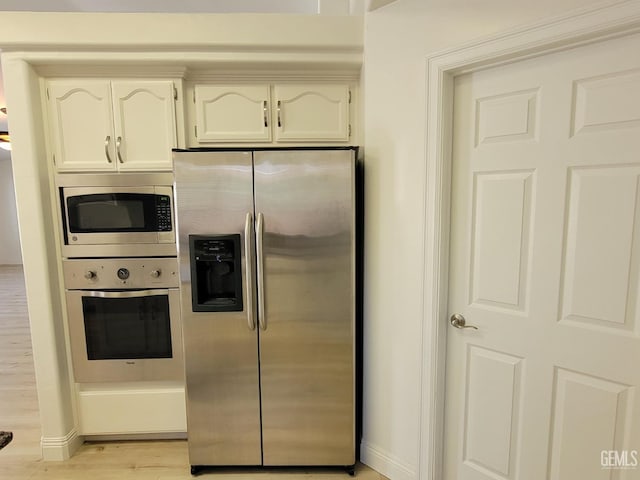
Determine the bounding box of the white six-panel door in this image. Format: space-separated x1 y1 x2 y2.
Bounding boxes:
445 32 640 480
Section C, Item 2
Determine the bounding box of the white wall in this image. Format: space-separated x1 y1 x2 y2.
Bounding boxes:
0 153 22 265
0 62 21 265
361 0 606 478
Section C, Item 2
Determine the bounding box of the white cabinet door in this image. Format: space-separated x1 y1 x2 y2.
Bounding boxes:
47 80 116 172
194 85 271 142
273 84 350 142
112 81 177 171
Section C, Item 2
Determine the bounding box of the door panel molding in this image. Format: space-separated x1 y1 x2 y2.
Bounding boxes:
420 2 640 479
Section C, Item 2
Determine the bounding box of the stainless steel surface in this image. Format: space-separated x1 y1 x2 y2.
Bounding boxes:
450 313 478 330
63 257 179 289
254 149 355 466
174 148 356 468
60 185 175 247
56 172 174 188
65 288 183 383
61 243 177 259
174 150 262 466
76 288 171 298
256 212 266 332
116 136 124 163
244 212 256 331
104 135 113 163
64 257 183 383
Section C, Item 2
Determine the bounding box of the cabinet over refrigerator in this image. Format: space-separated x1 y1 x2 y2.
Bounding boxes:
173 148 357 474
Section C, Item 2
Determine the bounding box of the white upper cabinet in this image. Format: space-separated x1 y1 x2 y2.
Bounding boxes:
112 81 178 171
47 79 178 172
193 83 352 144
195 85 271 142
47 80 115 172
274 84 350 142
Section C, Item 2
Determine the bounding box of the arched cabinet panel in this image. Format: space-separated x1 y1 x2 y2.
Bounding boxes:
274 84 350 142
194 85 271 142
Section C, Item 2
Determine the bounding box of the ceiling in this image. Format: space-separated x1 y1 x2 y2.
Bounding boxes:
0 0 320 14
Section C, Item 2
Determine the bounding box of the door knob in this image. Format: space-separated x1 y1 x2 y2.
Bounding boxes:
450 313 478 330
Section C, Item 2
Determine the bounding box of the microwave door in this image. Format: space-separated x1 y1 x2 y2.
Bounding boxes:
63 186 168 246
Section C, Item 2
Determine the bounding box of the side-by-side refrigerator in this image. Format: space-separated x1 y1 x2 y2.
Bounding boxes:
173 148 356 472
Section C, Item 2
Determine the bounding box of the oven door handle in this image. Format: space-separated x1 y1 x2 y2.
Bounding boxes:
76 289 171 298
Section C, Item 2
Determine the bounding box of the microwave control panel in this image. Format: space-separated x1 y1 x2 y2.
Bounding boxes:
155 195 173 231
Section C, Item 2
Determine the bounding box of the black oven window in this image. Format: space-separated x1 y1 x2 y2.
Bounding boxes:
82 294 172 360
67 193 156 232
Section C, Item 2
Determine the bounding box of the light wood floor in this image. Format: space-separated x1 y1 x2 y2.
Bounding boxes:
0 265 386 480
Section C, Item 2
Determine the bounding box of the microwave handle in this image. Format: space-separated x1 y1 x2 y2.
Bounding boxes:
78 289 170 299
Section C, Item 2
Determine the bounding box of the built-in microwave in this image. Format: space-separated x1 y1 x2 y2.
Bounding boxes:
57 173 176 258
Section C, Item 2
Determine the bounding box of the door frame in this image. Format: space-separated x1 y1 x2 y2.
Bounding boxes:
419 1 640 479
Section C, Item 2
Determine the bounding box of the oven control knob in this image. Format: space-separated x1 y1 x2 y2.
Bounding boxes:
84 270 96 280
150 269 161 278
117 268 130 280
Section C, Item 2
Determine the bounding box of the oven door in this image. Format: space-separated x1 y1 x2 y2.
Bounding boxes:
62 186 175 245
66 288 183 383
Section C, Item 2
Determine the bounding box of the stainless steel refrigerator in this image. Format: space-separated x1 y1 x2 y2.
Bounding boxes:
173 148 356 474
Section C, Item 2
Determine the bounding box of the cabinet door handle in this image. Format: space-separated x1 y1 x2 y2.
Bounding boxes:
277 100 282 128
116 136 124 163
104 135 113 163
263 100 268 128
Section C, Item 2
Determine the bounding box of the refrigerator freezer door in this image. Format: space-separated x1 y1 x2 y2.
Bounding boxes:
254 149 356 466
174 151 261 466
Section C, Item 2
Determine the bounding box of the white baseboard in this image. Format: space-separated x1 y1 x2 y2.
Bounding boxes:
360 440 416 480
41 428 83 461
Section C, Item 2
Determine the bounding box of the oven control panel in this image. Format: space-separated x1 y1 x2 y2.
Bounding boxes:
63 258 179 289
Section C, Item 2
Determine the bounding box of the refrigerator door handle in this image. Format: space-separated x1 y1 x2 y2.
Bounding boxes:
256 212 266 331
245 212 256 331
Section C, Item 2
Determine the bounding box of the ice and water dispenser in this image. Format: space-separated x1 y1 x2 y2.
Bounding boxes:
189 235 243 312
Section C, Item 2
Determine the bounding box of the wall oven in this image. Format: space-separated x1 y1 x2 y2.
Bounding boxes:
57 173 176 258
63 257 183 383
